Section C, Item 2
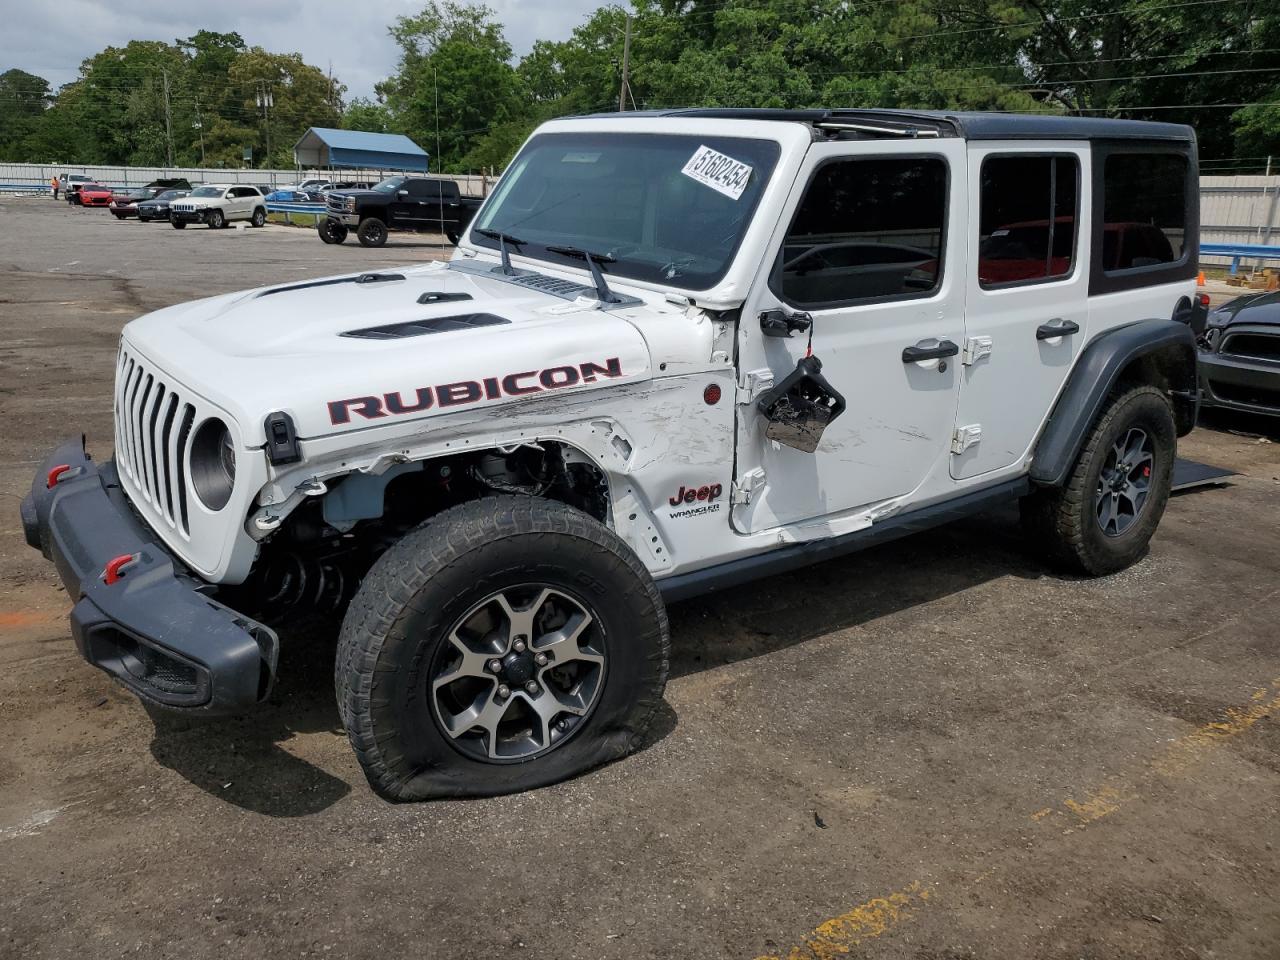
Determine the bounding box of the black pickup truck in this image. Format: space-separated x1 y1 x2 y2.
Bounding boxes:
319 175 484 247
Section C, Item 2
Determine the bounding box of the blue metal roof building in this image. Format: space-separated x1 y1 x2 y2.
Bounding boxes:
293 127 430 172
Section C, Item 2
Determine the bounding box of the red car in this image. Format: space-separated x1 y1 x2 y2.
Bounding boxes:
78 184 114 207
109 187 155 219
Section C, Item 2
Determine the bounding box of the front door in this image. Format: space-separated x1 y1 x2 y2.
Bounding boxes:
734 138 968 533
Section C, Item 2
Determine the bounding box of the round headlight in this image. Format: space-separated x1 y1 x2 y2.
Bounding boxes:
190 418 236 511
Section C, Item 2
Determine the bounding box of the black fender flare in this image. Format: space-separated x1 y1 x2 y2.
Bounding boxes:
1030 319 1198 487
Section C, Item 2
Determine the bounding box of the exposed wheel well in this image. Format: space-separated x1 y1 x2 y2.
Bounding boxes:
1114 341 1198 435
229 442 612 620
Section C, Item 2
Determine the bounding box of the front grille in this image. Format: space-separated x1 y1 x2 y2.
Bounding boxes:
1209 379 1280 411
326 196 350 213
1221 332 1280 363
115 349 195 538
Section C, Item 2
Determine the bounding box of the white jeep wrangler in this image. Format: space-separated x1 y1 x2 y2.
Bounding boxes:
23 109 1204 801
169 184 267 229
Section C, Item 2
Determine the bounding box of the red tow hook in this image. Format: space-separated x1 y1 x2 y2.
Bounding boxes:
102 553 141 586
46 464 73 488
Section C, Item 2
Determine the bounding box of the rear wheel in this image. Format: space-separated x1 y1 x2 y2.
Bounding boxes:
337 496 669 801
207 209 224 229
250 207 266 228
1021 384 1175 575
356 217 388 247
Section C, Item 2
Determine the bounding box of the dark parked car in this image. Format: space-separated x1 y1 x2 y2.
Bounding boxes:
319 175 483 247
1198 290 1280 415
145 177 192 191
135 189 190 222
109 187 157 219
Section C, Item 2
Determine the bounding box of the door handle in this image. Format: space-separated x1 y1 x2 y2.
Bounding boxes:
902 339 960 363
1036 318 1080 340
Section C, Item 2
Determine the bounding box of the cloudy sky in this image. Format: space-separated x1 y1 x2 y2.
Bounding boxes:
1 0 603 100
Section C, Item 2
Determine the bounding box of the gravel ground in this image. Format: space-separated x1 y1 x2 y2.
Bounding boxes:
1 197 1278 960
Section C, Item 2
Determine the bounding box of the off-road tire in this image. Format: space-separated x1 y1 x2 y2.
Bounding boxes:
171 220 186 229
207 209 225 229
1021 384 1175 576
251 207 266 228
317 219 347 244
336 496 669 802
356 217 388 247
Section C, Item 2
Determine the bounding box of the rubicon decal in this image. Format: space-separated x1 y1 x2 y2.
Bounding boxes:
328 358 623 425
668 482 724 520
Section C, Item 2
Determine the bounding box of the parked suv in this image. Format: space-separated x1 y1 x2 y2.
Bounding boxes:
22 109 1202 802
169 184 267 229
319 175 483 246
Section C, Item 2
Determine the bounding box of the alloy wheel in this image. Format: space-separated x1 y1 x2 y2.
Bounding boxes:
430 585 607 763
1095 427 1154 537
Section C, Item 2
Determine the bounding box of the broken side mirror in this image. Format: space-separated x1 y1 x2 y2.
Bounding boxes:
755 354 847 453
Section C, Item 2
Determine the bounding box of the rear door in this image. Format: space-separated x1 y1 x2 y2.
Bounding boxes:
951 144 1090 480
733 138 968 533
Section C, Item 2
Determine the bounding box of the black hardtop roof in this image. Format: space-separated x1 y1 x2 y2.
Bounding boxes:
574 107 1195 143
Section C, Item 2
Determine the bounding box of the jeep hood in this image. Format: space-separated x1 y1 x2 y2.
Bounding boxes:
121 261 658 445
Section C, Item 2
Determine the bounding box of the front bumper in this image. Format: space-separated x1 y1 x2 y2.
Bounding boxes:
1198 350 1280 415
170 208 208 224
20 438 278 714
327 211 359 226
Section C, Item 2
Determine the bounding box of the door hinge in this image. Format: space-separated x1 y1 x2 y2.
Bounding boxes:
951 424 982 455
737 369 775 405
731 467 766 505
962 336 993 366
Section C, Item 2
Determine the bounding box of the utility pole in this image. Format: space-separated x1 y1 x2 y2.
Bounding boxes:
161 68 174 167
256 81 274 166
618 14 632 112
193 96 206 167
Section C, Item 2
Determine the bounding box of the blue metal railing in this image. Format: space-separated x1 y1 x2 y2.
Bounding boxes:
1200 242 1280 276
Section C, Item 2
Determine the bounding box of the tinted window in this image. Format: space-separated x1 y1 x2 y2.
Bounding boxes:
979 155 1078 287
775 157 947 307
1102 154 1186 271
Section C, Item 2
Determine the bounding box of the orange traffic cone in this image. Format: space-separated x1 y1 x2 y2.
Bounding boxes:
1197 271 1206 286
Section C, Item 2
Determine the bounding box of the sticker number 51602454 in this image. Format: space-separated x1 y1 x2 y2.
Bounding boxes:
681 145 754 200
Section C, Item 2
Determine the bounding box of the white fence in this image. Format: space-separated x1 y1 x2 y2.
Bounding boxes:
0 162 492 197
1199 175 1280 270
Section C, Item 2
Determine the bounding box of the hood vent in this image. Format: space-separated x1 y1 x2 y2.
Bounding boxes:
417 291 472 305
341 313 510 340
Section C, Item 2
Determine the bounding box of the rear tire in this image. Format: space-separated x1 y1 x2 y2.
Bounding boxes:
1021 384 1175 576
336 496 669 802
356 218 388 247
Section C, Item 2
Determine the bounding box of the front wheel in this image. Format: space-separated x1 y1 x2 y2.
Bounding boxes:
337 496 670 801
207 209 224 229
171 220 186 229
317 219 347 244
356 217 387 247
1021 384 1175 575
250 207 266 228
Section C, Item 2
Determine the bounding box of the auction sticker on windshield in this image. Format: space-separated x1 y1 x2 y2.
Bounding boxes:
681 145 754 200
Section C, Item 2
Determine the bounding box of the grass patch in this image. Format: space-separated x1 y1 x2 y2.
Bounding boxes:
268 212 319 227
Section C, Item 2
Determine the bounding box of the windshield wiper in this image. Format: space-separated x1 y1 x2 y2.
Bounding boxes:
475 228 527 276
545 245 621 303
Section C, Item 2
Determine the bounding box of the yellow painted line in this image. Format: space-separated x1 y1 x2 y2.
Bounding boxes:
1035 677 1280 828
753 881 930 960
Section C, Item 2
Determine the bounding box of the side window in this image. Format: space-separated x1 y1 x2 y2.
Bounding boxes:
226 188 242 199
979 155 1078 287
406 180 433 198
775 157 947 308
1102 153 1187 271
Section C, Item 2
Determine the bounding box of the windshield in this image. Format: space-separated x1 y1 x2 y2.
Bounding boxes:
372 176 407 193
154 190 184 201
472 132 781 290
189 186 223 198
